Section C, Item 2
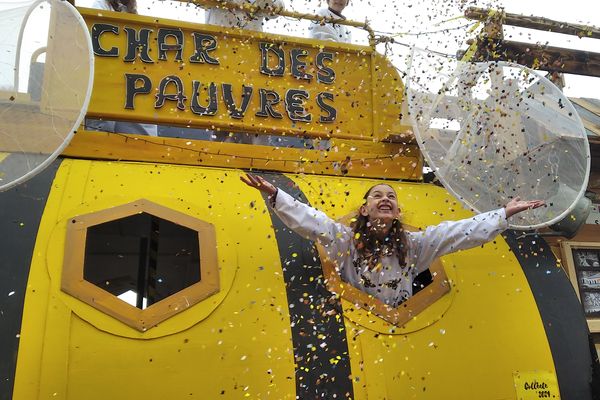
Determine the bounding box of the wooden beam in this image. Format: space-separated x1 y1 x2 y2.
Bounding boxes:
61 130 423 180
465 7 600 39
485 40 600 77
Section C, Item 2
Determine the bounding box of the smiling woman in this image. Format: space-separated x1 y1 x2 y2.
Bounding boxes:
241 173 544 306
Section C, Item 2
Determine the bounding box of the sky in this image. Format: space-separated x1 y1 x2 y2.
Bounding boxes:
71 0 599 99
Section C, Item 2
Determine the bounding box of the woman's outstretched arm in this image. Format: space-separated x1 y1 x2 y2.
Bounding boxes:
504 197 546 218
240 173 351 246
240 173 278 198
411 198 545 274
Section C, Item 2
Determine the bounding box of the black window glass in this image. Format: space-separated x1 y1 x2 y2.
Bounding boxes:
83 212 201 309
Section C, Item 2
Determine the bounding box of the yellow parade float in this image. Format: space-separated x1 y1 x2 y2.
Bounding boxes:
0 1 596 399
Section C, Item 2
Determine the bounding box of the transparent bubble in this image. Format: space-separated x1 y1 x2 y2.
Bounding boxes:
0 0 94 191
406 48 590 229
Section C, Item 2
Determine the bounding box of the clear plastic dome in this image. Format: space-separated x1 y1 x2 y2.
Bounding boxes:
0 0 94 191
406 48 590 230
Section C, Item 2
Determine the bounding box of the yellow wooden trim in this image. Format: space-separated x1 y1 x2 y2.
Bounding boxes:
560 240 600 332
61 198 220 331
461 41 479 62
80 9 411 143
62 130 423 180
316 218 450 326
319 249 449 325
328 138 417 152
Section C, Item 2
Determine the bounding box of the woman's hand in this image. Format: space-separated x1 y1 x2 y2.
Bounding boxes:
240 173 278 197
504 197 545 218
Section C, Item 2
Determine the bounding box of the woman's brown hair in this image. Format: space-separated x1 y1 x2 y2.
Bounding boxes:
351 185 407 269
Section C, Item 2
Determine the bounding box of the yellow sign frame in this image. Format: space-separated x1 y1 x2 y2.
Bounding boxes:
81 8 411 142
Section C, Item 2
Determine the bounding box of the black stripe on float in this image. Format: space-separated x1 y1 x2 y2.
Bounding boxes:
256 172 354 400
0 159 62 400
503 231 600 400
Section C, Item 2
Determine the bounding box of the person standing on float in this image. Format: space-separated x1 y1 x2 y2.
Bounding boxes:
309 0 352 43
202 0 285 32
89 0 137 13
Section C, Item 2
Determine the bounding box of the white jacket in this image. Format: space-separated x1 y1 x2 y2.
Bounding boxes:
89 0 112 10
271 190 508 307
204 0 284 32
308 7 352 43
89 0 130 12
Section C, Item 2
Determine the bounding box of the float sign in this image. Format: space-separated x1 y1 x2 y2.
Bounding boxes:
80 9 407 141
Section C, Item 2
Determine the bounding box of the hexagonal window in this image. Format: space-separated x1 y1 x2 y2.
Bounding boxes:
83 212 201 309
62 200 219 331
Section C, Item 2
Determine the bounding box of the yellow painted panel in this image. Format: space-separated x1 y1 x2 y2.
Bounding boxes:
79 8 408 141
514 371 560 399
14 160 557 399
290 175 558 400
62 130 423 180
12 157 72 400
14 159 296 399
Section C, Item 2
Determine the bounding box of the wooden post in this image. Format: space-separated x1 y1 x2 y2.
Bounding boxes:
465 7 600 40
472 9 505 62
464 7 600 78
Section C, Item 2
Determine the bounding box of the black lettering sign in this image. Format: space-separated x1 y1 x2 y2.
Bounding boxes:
256 89 283 119
316 92 336 123
124 73 152 109
189 33 219 65
285 89 311 122
155 75 187 110
524 381 549 390
316 51 335 84
259 42 284 77
222 84 253 119
190 81 218 116
110 25 345 127
123 27 154 63
290 49 313 81
157 28 184 62
91 23 119 57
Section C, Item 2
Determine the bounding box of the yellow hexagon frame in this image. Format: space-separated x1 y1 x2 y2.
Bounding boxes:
316 221 450 327
61 199 219 332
